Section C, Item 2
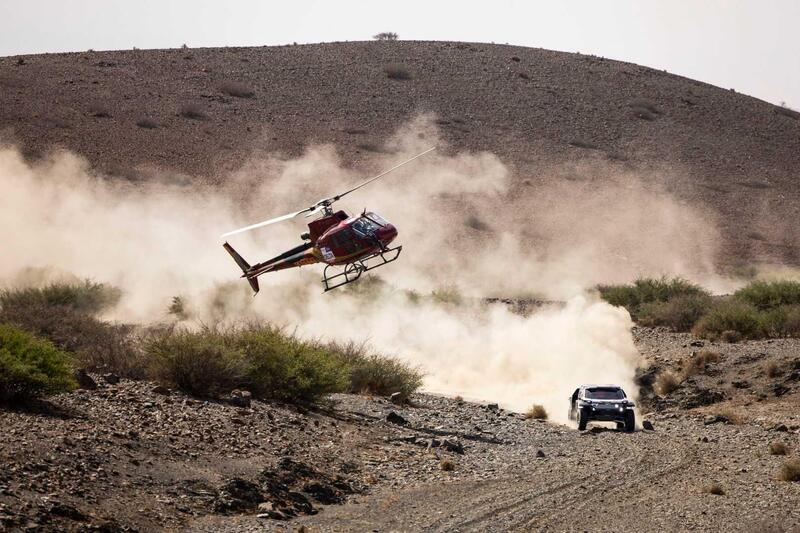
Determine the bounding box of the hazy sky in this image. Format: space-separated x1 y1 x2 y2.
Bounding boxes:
1 0 798 108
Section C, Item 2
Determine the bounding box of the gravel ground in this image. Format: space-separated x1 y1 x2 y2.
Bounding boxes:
1 328 799 532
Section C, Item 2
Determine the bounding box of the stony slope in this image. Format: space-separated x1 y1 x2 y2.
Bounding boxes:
1 41 800 265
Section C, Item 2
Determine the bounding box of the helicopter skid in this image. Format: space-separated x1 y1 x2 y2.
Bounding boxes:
322 245 402 292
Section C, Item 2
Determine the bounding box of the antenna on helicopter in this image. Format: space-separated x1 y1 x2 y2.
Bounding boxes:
221 147 435 238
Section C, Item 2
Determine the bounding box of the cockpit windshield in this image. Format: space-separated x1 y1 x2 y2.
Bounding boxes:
364 212 389 226
352 216 381 237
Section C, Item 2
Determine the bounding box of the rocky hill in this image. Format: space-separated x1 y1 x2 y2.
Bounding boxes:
2 41 799 266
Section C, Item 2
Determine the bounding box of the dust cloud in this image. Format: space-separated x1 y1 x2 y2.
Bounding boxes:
0 116 727 421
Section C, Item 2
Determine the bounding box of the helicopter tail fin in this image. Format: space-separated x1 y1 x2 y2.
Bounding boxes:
223 242 260 294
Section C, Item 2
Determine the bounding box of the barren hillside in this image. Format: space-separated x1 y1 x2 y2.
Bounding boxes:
1 41 799 266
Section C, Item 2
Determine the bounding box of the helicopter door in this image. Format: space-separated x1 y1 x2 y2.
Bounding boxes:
331 228 360 256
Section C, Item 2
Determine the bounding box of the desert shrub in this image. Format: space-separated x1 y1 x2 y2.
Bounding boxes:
682 349 721 378
136 117 159 129
720 330 742 343
0 284 139 378
735 280 800 310
759 305 800 338
143 325 343 402
179 103 207 120
765 361 782 378
769 441 789 456
716 407 745 425
0 280 121 315
241 327 349 403
702 482 724 495
638 293 713 331
598 277 709 319
220 81 255 98
329 340 422 398
692 300 763 340
0 324 76 403
440 459 455 471
384 64 412 80
143 327 250 398
778 458 800 482
373 32 398 41
430 286 463 306
525 404 548 420
654 370 679 395
168 296 190 320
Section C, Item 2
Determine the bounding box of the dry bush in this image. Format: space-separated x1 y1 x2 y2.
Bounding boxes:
682 349 721 378
525 404 548 420
654 370 680 395
454 395 464 403
440 459 455 471
716 407 745 425
179 103 207 120
769 441 789 456
702 482 725 495
136 117 159 129
373 32 398 41
220 81 255 98
778 458 800 482
693 300 763 341
638 293 712 332
384 64 412 80
766 361 782 378
720 330 742 343
328 340 423 398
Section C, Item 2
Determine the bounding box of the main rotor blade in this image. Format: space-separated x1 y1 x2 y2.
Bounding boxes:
221 208 312 238
336 146 436 201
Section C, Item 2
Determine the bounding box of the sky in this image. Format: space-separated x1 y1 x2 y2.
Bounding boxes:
1 0 798 108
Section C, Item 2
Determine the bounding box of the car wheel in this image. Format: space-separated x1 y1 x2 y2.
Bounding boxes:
624 411 635 432
577 408 588 431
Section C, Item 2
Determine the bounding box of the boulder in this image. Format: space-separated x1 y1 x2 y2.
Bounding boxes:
386 411 408 425
74 369 97 390
389 392 405 405
229 389 252 408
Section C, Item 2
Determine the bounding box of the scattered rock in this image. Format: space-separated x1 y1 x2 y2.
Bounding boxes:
773 384 789 397
151 385 171 395
74 369 97 390
386 411 408 425
486 403 499 411
214 478 263 513
389 392 405 405
690 340 705 347
536 450 546 458
772 424 789 432
102 373 120 385
229 389 252 408
642 420 655 431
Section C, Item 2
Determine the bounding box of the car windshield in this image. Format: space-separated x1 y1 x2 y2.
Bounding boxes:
585 388 626 400
352 216 380 237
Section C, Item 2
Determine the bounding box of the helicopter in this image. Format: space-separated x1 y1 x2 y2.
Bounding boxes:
221 147 435 293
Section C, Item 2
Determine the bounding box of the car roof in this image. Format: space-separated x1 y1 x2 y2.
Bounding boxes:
581 384 623 389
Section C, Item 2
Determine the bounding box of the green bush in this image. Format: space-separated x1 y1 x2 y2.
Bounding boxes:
734 280 800 310
241 327 350 403
329 340 423 398
0 324 76 403
759 305 800 338
638 293 713 331
0 280 121 315
692 300 763 340
598 277 709 319
142 325 422 403
143 327 249 398
0 301 139 378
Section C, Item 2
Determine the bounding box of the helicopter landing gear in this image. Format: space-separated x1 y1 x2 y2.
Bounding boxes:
322 245 403 292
